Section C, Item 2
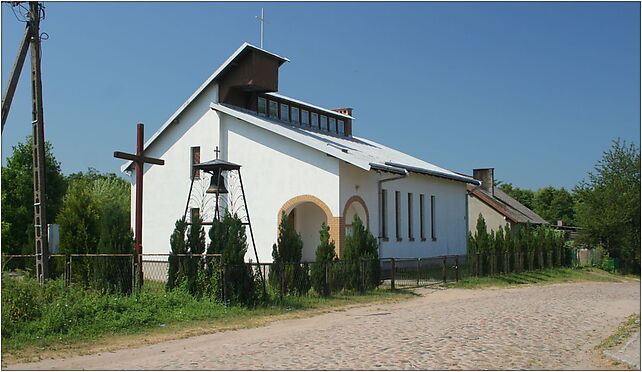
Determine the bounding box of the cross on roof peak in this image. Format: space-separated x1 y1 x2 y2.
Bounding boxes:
214 146 221 159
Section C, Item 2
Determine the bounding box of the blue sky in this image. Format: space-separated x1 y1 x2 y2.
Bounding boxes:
2 2 639 190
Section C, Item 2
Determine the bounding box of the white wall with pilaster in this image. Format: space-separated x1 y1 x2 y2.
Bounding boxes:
339 162 469 259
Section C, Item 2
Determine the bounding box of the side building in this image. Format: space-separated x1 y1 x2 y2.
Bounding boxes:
467 168 548 233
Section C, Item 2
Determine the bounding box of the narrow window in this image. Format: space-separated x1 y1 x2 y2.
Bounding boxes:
338 120 345 135
431 195 436 241
280 103 289 121
268 100 278 119
190 208 200 223
408 193 414 240
311 112 319 129
301 109 310 126
291 107 300 124
257 97 267 117
320 115 328 131
190 146 200 179
395 191 401 241
329 117 337 133
381 189 388 239
420 194 426 240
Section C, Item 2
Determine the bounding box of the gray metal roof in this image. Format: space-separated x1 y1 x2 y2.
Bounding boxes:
210 103 479 185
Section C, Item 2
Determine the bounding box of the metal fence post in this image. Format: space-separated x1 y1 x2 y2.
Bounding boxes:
222 264 227 303
416 258 420 286
442 256 447 283
476 253 480 277
131 255 135 292
390 258 396 290
455 255 459 282
279 261 285 299
324 261 329 293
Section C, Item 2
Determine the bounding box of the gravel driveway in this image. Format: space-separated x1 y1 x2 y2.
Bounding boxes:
7 281 639 370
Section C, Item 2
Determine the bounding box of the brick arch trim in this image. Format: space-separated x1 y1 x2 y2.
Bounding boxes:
343 195 370 230
278 194 333 221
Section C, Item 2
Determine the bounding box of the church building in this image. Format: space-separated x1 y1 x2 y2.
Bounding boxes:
121 43 481 262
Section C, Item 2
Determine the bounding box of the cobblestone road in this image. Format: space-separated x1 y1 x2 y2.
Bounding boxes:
8 281 639 370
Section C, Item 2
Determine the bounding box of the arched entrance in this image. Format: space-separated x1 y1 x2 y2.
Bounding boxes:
279 195 333 262
343 195 369 236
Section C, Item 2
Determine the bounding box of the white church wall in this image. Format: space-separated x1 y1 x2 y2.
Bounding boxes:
222 114 341 262
339 162 469 259
130 83 221 257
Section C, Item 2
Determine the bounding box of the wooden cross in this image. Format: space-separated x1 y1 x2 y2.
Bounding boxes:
114 123 164 284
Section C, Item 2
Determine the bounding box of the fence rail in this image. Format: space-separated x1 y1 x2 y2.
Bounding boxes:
2 249 578 297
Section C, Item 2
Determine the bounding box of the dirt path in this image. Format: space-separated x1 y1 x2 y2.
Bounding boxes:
7 281 639 370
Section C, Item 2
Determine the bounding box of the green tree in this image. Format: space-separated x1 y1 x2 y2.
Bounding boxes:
1 136 66 263
342 215 380 291
57 178 100 284
167 218 188 291
533 186 576 225
209 212 256 305
310 223 336 296
269 212 309 296
94 204 135 294
574 139 641 273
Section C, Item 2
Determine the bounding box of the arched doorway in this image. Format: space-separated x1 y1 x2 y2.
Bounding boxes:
279 195 332 262
343 195 369 236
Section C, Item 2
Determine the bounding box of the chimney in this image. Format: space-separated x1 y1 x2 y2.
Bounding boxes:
473 168 494 195
332 107 353 117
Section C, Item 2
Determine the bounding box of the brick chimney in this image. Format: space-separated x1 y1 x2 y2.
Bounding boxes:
473 168 494 196
332 107 353 117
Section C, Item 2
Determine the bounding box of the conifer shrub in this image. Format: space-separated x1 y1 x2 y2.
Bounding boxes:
310 223 336 296
269 212 310 296
468 215 568 276
209 212 256 306
93 204 135 294
342 215 380 292
167 218 188 291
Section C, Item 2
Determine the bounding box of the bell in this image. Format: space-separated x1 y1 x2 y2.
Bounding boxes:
206 173 228 194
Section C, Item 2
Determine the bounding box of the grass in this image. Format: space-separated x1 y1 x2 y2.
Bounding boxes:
595 313 641 351
1 274 413 365
443 267 623 289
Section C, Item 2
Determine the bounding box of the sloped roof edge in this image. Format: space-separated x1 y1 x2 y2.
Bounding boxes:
121 43 289 172
209 102 372 171
386 162 481 185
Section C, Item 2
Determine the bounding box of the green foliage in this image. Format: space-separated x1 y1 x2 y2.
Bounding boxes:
533 186 576 225
498 182 576 226
1 136 66 264
94 204 135 294
310 223 336 296
574 139 641 273
56 170 132 286
269 212 310 296
209 212 256 305
1 274 406 352
167 218 188 291
468 215 568 275
341 215 380 292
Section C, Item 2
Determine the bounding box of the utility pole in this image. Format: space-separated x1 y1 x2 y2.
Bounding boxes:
1 2 50 283
29 2 50 283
